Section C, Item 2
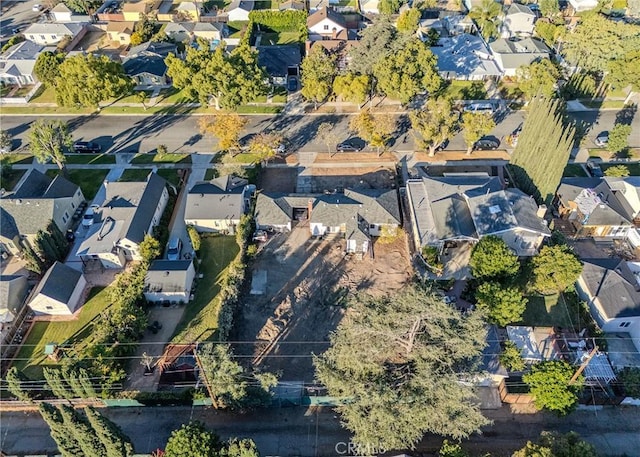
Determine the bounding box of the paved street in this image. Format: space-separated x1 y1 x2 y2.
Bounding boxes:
3 405 640 456
2 110 636 158
1 0 43 42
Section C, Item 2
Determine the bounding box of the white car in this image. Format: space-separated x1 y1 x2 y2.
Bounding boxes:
32 4 44 11
82 207 95 228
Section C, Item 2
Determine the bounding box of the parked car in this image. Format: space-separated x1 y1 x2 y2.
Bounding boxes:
65 229 75 242
594 131 609 147
336 138 365 152
586 161 604 178
32 4 44 11
82 207 95 228
464 102 495 114
474 137 500 150
276 143 286 154
73 141 101 153
252 230 268 242
287 76 298 92
166 237 182 261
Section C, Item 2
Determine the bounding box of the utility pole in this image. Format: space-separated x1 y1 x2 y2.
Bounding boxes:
569 346 598 385
193 343 219 409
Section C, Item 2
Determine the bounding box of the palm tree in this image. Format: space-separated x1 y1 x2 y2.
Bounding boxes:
469 0 502 40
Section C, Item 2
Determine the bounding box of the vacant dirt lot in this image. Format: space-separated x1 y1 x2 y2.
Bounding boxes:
232 225 412 382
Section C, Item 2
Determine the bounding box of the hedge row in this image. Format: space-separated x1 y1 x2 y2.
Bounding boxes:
248 10 307 32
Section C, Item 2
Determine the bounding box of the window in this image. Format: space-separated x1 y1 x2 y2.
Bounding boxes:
50 35 56 39
46 306 53 310
323 25 329 30
40 35 46 40
620 322 631 328
71 202 75 209
120 36 125 41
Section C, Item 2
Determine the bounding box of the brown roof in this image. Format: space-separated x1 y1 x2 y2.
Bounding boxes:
308 38 358 54
106 21 136 33
306 6 346 28
156 343 196 371
122 1 152 12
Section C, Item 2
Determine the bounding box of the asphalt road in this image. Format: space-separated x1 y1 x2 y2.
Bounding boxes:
1 0 46 41
3 405 640 456
2 110 636 157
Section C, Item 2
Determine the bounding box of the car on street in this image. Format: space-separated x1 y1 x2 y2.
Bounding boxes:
65 229 75 242
474 137 500 150
252 230 268 242
166 237 182 261
73 141 101 153
336 138 365 152
594 131 609 147
287 76 298 92
586 160 604 178
82 207 95 228
464 102 495 114
276 143 286 154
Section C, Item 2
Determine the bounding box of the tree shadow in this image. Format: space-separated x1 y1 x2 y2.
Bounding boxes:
615 104 637 126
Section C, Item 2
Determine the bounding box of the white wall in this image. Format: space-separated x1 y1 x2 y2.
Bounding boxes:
28 275 86 316
308 18 345 37
227 8 250 21
185 218 241 233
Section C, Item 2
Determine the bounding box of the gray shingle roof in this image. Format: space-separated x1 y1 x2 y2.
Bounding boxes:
185 175 247 221
33 261 83 304
149 260 193 271
256 45 301 77
582 260 640 320
0 274 28 318
12 169 53 198
254 193 312 227
124 55 167 77
557 177 603 206
227 0 254 12
507 3 535 15
127 41 177 58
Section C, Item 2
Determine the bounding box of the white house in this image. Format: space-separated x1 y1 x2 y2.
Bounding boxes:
144 260 195 303
225 0 254 21
431 34 501 80
568 0 599 11
307 6 347 41
0 275 28 323
22 22 87 46
489 38 551 77
28 262 87 316
50 3 74 22
0 40 51 87
359 0 379 14
502 3 536 38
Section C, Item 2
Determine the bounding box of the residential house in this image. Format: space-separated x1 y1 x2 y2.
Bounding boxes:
359 0 379 14
0 41 51 87
123 41 177 86
225 0 255 21
0 170 84 256
506 326 561 363
256 45 301 86
279 0 307 10
502 3 536 38
22 22 87 48
490 38 551 76
0 275 29 323
50 3 73 22
75 172 169 269
307 7 347 41
431 33 501 80
442 14 475 36
254 193 315 232
305 34 358 71
107 21 136 45
175 1 202 20
554 177 638 242
27 262 87 316
97 0 125 21
184 175 250 233
144 260 195 303
568 0 598 11
165 22 228 44
405 176 551 257
122 0 155 21
577 259 640 355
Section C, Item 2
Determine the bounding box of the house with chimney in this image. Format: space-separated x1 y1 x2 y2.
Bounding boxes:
75 172 169 269
307 6 347 41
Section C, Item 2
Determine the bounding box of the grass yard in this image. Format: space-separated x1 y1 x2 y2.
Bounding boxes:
157 169 182 187
45 168 109 199
13 287 112 379
259 31 301 44
204 168 219 180
115 90 154 104
228 21 250 37
236 105 282 114
439 81 488 100
171 236 240 343
30 85 57 104
118 168 153 182
563 164 588 177
157 87 198 104
64 154 116 165
224 152 261 164
520 293 581 329
131 152 192 164
1 169 26 191
1 153 33 165
602 162 640 176
0 106 95 115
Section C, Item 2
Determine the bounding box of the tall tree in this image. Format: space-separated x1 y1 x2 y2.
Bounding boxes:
198 114 248 152
396 7 421 34
129 14 156 46
349 17 400 77
248 132 283 163
410 98 459 156
164 421 221 457
28 119 72 172
224 438 260 457
84 406 134 457
534 21 566 49
531 244 582 294
43 367 73 400
198 343 248 409
523 360 583 416
469 235 520 280
539 0 560 17
332 73 371 104
314 282 490 450
379 0 402 14
461 112 496 155
476 282 528 327
499 341 526 372
349 109 396 152
607 50 640 91
374 38 442 104
39 403 84 457
316 122 335 153
59 404 106 456
509 96 575 203
64 0 102 14
300 46 337 109
607 123 632 155
34 51 65 87
0 129 11 152
469 0 502 40
516 59 561 99
6 367 32 401
139 234 161 263
55 54 132 108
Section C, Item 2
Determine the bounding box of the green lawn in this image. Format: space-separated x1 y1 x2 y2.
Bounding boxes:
171 236 240 343
581 100 628 109
13 287 112 379
563 164 588 177
1 169 26 191
236 105 282 114
30 85 57 104
157 87 198 104
131 152 192 164
157 169 182 187
260 31 301 44
440 81 488 100
1 153 33 165
602 162 640 176
228 21 250 37
224 152 261 164
115 90 153 104
520 293 581 329
46 168 109 199
118 168 153 182
0 106 95 115
64 154 116 165
204 168 219 180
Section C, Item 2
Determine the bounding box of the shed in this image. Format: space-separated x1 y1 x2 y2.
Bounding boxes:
27 262 87 316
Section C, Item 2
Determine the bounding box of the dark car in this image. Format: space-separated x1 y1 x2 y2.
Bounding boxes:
73 141 101 153
336 138 365 152
287 77 298 92
586 161 604 178
65 229 75 242
594 131 609 147
474 137 500 150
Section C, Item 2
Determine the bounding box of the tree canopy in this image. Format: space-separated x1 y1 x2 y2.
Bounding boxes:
410 98 459 156
348 17 402 76
469 0 502 39
604 164 630 177
28 119 72 171
300 46 337 108
54 54 132 108
607 50 640 91
469 236 520 280
531 245 582 294
476 282 528 327
164 421 222 457
64 0 102 14
248 132 283 163
314 282 490 450
523 360 583 415
499 341 526 372
461 112 496 155
349 109 396 152
198 114 248 152
34 51 65 87
607 123 632 155
396 8 421 34
333 73 370 104
516 59 561 99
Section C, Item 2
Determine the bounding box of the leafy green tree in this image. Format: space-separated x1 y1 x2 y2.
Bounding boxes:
139 234 161 263
64 0 102 14
461 112 496 155
439 440 469 457
223 438 260 457
6 367 32 401
607 123 632 155
534 21 565 48
198 343 248 409
0 129 11 152
248 132 283 163
523 360 583 416
476 282 528 327
59 404 105 456
379 0 403 14
469 0 502 39
39 403 84 457
469 236 520 280
605 164 630 177
34 51 65 87
1 35 24 53
187 225 201 252
130 15 156 46
532 244 582 294
85 407 134 457
539 0 560 17
332 73 370 104
397 7 421 34
55 54 132 108
374 38 442 104
198 114 248 152
538 431 598 457
509 96 575 203
78 368 98 398
517 59 561 99
618 367 640 398
164 421 222 457
316 122 335 153
607 50 640 91
44 367 73 400
300 46 337 109
348 109 396 152
410 98 459 156
28 119 72 172
135 91 149 110
348 17 400 77
513 441 554 457
314 283 490 450
561 71 597 99
499 340 526 372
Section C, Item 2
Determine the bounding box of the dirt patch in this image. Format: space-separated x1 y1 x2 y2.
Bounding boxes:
258 167 299 193
232 227 412 382
306 166 397 193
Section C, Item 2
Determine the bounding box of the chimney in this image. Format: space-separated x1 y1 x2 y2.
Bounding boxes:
537 204 547 219
307 199 313 219
332 27 337 39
